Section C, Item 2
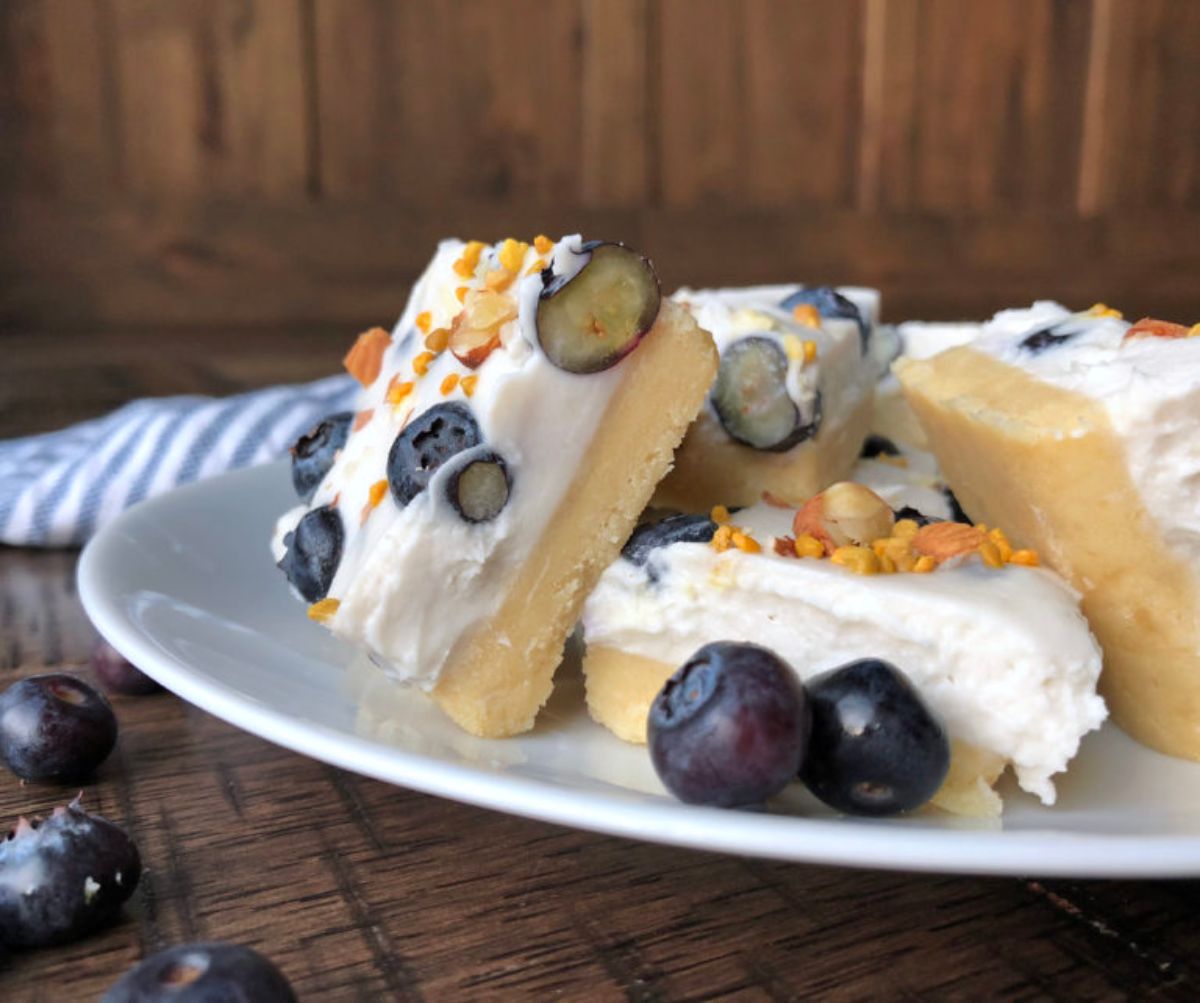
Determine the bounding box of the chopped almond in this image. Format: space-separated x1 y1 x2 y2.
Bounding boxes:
343 327 391 387
352 409 373 431
912 522 986 561
1124 317 1191 341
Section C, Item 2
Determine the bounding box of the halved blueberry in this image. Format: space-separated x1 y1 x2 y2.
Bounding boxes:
801 659 950 816
860 433 900 459
649 642 810 807
711 336 819 451
536 242 661 374
779 286 869 352
277 506 343 602
387 402 482 506
290 412 353 501
622 514 718 573
445 450 511 523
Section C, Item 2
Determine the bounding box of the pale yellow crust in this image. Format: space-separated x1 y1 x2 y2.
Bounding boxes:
653 390 874 511
897 347 1200 762
429 301 717 737
583 643 1007 817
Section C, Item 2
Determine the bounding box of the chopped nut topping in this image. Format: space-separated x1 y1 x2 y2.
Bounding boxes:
794 482 894 552
792 304 821 329
343 327 391 387
307 598 340 623
461 375 479 397
485 268 516 292
912 521 986 561
773 536 798 558
440 373 460 395
360 479 388 524
456 286 469 303
416 311 432 333
352 409 373 431
1124 317 1192 341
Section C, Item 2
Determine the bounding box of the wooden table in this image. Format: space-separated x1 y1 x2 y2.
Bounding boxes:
2 330 1198 1001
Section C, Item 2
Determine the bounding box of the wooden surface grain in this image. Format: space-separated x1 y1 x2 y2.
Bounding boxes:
2 329 1200 1001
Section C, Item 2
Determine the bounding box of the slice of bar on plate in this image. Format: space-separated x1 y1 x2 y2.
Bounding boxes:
898 302 1200 760
580 480 1106 815
273 235 717 737
654 285 879 511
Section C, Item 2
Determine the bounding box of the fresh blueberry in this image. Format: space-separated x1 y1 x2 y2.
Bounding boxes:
649 642 810 807
801 659 950 816
445 450 511 523
0 798 141 948
91 641 163 696
102 942 296 1002
860 433 900 459
289 411 353 501
943 487 970 524
277 506 343 603
387 402 482 506
779 286 869 352
0 674 117 784
711 336 820 451
537 242 661 374
892 505 940 527
622 514 718 572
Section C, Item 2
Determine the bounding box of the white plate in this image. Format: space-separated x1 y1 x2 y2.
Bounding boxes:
79 462 1200 878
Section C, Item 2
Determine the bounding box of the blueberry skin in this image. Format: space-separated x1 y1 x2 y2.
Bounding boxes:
387 402 482 506
103 942 297 1003
91 640 163 696
0 674 117 784
0 800 141 948
622 514 718 567
649 642 810 808
290 411 353 501
943 487 971 524
892 505 940 528
277 506 344 603
779 286 869 352
860 433 900 459
801 659 950 817
1020 325 1076 353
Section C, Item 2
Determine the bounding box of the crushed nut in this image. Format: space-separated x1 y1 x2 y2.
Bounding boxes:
794 482 895 552
773 536 798 558
912 521 986 561
343 327 391 387
1124 317 1191 341
352 409 373 431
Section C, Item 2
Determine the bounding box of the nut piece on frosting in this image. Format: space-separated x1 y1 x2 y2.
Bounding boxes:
792 481 895 553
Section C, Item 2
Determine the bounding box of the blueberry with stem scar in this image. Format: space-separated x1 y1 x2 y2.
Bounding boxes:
536 242 661 374
0 674 117 783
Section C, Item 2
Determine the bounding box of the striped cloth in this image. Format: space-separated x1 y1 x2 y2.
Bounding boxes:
0 375 358 547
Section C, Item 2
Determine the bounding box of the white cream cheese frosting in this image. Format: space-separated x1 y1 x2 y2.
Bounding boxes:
581 500 1106 804
272 235 633 689
969 302 1200 566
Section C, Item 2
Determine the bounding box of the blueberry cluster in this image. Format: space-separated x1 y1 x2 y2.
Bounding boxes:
649 644 950 816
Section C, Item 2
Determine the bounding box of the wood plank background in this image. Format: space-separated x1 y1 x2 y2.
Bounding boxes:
2 0 1199 333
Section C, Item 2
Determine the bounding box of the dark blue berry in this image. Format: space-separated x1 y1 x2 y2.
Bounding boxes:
711 337 820 451
102 942 296 1002
0 799 141 947
649 642 810 807
289 411 353 501
860 433 900 459
91 641 163 696
0 674 117 784
779 286 869 352
537 242 660 374
445 450 511 523
622 514 718 574
801 659 949 816
277 506 343 603
943 487 970 523
387 402 482 506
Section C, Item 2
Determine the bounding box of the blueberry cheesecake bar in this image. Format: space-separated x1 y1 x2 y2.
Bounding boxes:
273 236 718 738
898 302 1200 760
580 481 1106 815
654 285 880 511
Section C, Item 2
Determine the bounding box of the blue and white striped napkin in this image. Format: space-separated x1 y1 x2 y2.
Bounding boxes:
0 375 358 547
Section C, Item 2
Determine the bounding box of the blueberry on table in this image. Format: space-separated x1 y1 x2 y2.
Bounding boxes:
103 942 296 1003
388 402 482 506
860 433 900 459
801 659 950 816
536 242 661 374
779 286 869 352
91 640 163 696
0 674 117 783
445 450 511 523
0 798 141 948
277 506 344 603
649 642 810 808
290 411 354 501
711 336 819 451
621 514 718 574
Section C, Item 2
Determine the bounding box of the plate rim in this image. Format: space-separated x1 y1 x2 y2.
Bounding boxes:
77 462 1200 879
